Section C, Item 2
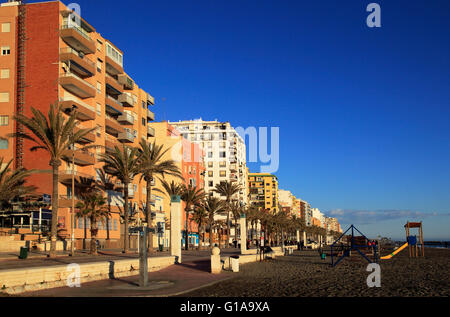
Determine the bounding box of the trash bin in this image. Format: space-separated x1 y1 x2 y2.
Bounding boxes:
19 246 28 260
321 253 326 260
230 255 239 272
159 244 163 252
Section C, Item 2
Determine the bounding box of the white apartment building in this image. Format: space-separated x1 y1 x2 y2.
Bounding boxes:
169 119 248 205
278 189 294 208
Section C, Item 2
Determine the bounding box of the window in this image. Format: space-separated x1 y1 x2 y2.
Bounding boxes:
96 103 101 115
208 161 213 168
219 161 226 167
142 101 146 109
1 23 10 33
142 118 146 126
220 170 226 177
0 115 8 126
0 92 9 102
0 139 7 149
219 151 226 158
113 219 118 231
97 59 102 73
208 181 213 187
208 171 213 177
1 46 10 56
97 82 101 94
97 39 103 52
0 69 9 79
208 152 213 158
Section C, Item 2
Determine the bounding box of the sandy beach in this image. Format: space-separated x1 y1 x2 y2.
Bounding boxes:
182 248 449 297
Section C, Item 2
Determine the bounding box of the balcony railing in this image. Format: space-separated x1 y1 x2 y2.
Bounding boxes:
60 23 95 54
118 112 134 125
147 126 155 137
118 131 135 143
147 109 155 121
60 96 95 121
60 72 96 99
118 93 133 107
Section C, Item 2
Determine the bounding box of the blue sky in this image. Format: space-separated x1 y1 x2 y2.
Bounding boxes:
53 0 449 240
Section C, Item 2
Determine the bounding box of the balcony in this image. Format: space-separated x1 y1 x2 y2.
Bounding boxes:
105 55 124 76
60 97 95 121
118 74 134 90
62 148 96 166
60 24 96 55
105 135 120 153
74 126 95 144
105 95 124 114
105 74 123 96
58 195 80 208
147 93 155 106
60 72 96 99
60 47 96 78
59 170 95 185
147 126 155 137
118 93 134 107
117 112 134 125
105 115 123 135
118 131 134 143
147 109 155 121
229 173 238 182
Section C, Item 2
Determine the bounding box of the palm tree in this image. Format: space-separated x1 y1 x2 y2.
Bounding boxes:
95 168 115 241
137 140 182 252
229 201 244 246
213 181 241 248
180 184 205 250
99 144 142 253
75 193 109 255
192 205 208 250
9 104 95 257
0 157 36 206
203 196 227 248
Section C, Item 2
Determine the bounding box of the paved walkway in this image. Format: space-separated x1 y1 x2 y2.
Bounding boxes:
0 248 245 270
18 257 236 297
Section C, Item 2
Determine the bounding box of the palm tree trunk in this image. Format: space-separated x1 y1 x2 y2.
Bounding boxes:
90 218 98 255
209 223 213 248
226 212 230 248
185 208 189 251
83 216 87 249
123 184 129 253
106 200 110 241
49 161 60 257
146 179 153 253
234 216 239 247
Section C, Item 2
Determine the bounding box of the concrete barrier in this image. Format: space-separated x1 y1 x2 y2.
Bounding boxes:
0 255 175 294
221 247 286 270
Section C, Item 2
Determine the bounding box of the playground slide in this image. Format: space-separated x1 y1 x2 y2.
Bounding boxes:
380 242 408 260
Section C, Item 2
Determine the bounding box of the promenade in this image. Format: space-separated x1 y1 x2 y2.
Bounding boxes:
0 248 242 297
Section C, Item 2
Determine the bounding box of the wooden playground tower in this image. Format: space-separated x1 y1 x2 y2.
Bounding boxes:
405 221 424 257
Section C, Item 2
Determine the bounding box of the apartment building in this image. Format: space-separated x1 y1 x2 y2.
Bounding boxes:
0 1 156 245
248 173 279 213
147 121 205 247
169 119 248 205
299 199 312 226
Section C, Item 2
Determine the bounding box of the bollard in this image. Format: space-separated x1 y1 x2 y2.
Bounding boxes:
210 247 222 274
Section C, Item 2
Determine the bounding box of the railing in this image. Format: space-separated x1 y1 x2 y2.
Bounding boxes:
60 47 95 67
60 72 95 90
59 96 95 112
61 23 92 41
118 112 134 123
106 95 123 108
59 170 94 179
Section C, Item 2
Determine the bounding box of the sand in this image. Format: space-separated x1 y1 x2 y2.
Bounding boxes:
182 248 450 297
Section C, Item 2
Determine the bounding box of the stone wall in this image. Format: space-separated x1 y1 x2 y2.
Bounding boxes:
0 255 175 294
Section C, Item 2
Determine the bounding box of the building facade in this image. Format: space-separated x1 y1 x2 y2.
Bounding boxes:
248 173 279 213
169 119 248 205
0 1 156 245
